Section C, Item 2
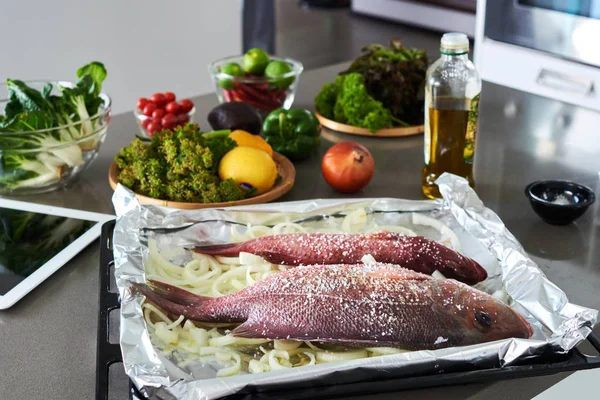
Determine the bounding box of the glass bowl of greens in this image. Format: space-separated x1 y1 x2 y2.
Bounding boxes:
0 62 111 195
208 52 303 114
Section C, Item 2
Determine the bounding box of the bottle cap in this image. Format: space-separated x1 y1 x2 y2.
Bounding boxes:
440 32 469 55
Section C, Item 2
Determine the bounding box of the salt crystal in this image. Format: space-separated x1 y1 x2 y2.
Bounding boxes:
551 194 571 205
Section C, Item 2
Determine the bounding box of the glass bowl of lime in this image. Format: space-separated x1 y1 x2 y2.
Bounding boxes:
208 49 303 114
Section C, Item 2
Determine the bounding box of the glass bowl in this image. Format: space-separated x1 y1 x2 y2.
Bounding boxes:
0 81 111 195
208 55 303 114
134 105 196 138
525 180 596 225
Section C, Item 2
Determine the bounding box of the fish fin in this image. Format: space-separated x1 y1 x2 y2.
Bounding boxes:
191 242 244 256
148 279 209 306
365 265 431 281
132 282 196 316
231 320 264 338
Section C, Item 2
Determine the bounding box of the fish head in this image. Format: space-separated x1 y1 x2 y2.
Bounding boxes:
450 286 533 343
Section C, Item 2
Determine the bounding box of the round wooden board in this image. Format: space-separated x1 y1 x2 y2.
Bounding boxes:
108 152 295 210
315 112 424 137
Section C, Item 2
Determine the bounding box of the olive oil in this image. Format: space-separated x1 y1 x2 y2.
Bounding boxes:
422 33 481 199
422 97 477 199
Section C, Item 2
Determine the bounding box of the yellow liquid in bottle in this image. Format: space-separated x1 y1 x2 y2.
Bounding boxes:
422 97 476 199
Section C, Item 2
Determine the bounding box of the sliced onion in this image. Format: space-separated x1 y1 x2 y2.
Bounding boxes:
274 340 302 351
240 252 267 265
432 270 446 280
268 350 292 369
294 351 316 367
411 213 461 251
190 328 209 348
154 322 179 345
248 359 264 374
215 256 241 265
316 349 368 364
361 254 377 264
216 351 242 377
366 347 409 356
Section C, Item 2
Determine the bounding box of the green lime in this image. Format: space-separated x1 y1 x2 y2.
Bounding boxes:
264 60 295 89
218 62 244 90
242 48 270 75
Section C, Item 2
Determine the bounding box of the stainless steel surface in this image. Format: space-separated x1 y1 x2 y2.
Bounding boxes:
352 0 476 37
276 0 442 69
485 0 600 67
0 61 599 399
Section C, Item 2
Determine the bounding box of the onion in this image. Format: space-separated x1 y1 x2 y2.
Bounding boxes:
321 142 375 193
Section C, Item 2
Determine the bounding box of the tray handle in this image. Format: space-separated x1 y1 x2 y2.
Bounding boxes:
586 330 600 355
96 220 122 400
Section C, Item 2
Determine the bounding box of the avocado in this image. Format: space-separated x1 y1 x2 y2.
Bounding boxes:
207 102 263 135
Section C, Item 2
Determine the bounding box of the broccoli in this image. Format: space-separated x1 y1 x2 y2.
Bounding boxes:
115 123 247 203
316 73 399 133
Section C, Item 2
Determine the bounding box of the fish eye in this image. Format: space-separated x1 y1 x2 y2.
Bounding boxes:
474 311 493 329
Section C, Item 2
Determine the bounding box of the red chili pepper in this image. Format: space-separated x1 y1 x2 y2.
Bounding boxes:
232 89 276 110
235 86 280 109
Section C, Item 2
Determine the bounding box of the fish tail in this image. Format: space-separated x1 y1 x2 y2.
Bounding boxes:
191 242 244 256
438 256 488 285
148 279 208 306
132 281 214 320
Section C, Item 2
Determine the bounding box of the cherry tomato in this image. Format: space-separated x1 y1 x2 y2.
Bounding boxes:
165 101 181 115
151 116 162 127
162 113 177 129
147 122 161 136
142 102 157 117
150 93 167 107
141 118 151 129
164 92 176 103
177 114 189 125
179 99 194 113
152 108 165 119
137 97 149 111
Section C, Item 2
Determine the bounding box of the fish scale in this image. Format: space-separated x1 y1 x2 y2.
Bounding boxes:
192 231 488 284
134 263 532 350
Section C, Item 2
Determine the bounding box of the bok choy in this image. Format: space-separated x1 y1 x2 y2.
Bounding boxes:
0 62 108 190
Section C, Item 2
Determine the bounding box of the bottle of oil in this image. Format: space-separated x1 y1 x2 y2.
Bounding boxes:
422 33 481 199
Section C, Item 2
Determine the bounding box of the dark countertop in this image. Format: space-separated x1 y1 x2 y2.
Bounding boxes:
0 62 598 399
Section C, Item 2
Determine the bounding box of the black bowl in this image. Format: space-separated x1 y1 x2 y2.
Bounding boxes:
525 180 596 225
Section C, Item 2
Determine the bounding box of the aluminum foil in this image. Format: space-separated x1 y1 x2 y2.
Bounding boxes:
112 173 598 400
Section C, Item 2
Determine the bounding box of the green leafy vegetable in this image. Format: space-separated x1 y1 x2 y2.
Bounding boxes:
316 73 400 132
115 123 248 203
315 39 427 130
0 61 108 191
341 39 427 125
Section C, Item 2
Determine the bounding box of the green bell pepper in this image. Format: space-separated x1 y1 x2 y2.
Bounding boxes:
262 108 321 161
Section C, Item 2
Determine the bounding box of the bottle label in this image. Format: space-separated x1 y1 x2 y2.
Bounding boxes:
464 94 480 164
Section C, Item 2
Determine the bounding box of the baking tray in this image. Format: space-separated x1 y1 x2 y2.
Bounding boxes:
95 220 600 400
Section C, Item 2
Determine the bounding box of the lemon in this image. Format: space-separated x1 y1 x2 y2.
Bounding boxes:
219 146 278 196
229 130 273 157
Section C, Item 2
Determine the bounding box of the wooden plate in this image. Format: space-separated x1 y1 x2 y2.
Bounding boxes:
108 152 295 210
316 112 424 137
